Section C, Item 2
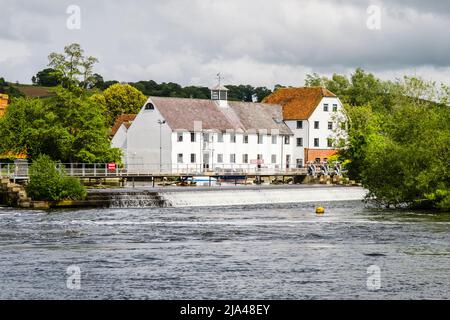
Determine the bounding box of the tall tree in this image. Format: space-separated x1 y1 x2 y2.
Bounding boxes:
0 87 121 163
90 83 147 126
48 43 98 90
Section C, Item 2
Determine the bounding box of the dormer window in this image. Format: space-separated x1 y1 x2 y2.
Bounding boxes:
145 103 154 110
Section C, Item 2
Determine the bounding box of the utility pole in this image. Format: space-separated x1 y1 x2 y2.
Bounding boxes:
158 119 166 173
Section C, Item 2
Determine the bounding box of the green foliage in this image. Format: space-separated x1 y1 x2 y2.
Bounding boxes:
0 87 122 163
34 68 62 87
336 75 450 211
48 43 99 89
128 80 273 102
91 83 148 126
26 155 86 201
0 77 24 98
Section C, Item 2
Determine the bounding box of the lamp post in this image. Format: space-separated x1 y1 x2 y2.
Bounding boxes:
157 119 166 173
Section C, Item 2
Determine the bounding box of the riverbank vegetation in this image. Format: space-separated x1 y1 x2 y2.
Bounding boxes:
305 70 450 211
27 155 86 201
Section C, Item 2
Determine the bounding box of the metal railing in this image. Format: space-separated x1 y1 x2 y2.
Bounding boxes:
0 162 307 179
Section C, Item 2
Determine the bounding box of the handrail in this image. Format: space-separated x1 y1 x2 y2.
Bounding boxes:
1 162 308 179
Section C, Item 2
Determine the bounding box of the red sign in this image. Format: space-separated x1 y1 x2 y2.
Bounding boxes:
250 159 264 165
107 163 116 171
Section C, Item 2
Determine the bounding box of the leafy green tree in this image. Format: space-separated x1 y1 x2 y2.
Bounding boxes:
90 83 147 126
27 155 86 201
305 73 328 87
48 43 99 90
0 88 122 163
34 68 62 87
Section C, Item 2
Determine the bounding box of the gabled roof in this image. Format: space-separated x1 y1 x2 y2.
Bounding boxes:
263 87 337 120
110 114 136 137
149 96 292 135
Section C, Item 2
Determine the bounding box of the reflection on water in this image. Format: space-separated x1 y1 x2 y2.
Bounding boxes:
0 202 449 299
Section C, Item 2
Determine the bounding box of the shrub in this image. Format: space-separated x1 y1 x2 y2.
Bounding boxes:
26 155 86 201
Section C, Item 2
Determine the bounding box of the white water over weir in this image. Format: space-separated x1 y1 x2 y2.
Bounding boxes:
87 191 170 208
88 186 368 208
161 186 368 207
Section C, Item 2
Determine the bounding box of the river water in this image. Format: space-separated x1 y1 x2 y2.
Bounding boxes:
0 201 449 299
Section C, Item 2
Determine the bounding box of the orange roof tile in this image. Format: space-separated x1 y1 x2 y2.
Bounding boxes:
110 114 136 137
263 87 336 120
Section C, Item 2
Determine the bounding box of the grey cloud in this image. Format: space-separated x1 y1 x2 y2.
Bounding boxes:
0 0 449 87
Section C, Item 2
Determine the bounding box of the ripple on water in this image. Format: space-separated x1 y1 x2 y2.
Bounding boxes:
0 201 449 299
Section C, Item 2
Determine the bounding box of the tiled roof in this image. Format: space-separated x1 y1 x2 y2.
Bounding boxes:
263 87 336 120
110 114 136 137
149 97 292 135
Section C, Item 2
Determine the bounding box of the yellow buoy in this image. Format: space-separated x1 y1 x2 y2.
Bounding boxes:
315 207 325 215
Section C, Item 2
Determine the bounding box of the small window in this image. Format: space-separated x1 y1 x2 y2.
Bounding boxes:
314 121 319 129
230 133 236 143
144 103 154 110
271 154 277 164
177 153 183 163
297 137 303 147
296 121 303 129
327 138 333 148
230 154 236 163
257 134 263 144
324 104 329 112
190 153 196 163
296 159 303 168
177 133 183 142
217 154 223 163
284 136 290 145
333 104 338 112
272 135 277 144
217 133 224 143
257 154 263 161
242 154 249 164
243 134 249 144
314 138 320 147
328 122 333 130
190 132 196 142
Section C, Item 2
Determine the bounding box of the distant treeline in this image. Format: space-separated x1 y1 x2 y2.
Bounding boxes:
26 67 277 102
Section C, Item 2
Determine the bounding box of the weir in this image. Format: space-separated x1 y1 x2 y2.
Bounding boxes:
87 190 170 208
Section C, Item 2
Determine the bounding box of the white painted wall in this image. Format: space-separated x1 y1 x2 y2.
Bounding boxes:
125 98 173 173
111 124 128 163
170 131 292 173
284 96 345 166
307 97 344 150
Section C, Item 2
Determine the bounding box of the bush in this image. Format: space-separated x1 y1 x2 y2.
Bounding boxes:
26 155 86 201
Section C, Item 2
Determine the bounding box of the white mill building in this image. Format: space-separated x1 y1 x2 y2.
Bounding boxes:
111 85 345 174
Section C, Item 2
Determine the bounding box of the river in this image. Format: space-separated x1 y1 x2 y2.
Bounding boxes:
0 201 449 299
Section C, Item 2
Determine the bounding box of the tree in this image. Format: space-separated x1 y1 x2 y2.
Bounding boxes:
339 76 450 210
0 87 122 163
304 73 328 87
90 83 147 126
48 43 98 90
34 68 62 87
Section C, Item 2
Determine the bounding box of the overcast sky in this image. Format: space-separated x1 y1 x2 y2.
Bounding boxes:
1 0 450 88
